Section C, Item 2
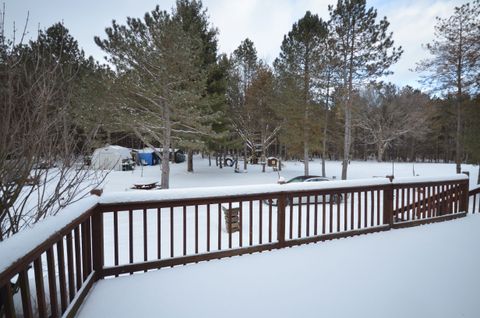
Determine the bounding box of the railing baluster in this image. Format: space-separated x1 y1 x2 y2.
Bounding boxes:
113 211 119 269
473 193 477 214
350 191 354 230
249 200 253 245
344 192 346 232
74 227 82 288
218 203 222 250
259 200 263 244
455 184 460 213
195 205 199 253
401 188 405 221
239 201 243 247
298 196 302 238
81 222 88 281
157 208 161 260
207 204 211 251
371 191 375 226
357 191 361 229
46 247 59 317
228 201 232 249
56 239 68 313
129 209 133 270
338 193 342 232
427 186 432 217
34 257 47 318
322 194 326 235
269 199 273 242
1 281 16 318
183 206 187 256
376 190 381 226
170 207 174 258
289 197 293 239
306 195 310 237
19 268 33 318
395 188 399 222
329 196 333 233
306 196 311 237
364 191 368 228
66 232 75 300
314 195 318 236
406 188 411 221
143 208 148 268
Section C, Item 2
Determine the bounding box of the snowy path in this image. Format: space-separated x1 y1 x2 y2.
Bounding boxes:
77 214 480 318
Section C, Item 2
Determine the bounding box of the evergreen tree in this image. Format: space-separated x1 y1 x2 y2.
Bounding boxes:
95 6 208 189
229 38 259 169
174 0 226 172
274 11 328 176
416 0 480 174
329 0 402 179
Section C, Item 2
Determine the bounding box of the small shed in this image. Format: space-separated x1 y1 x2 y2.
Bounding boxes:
91 145 132 171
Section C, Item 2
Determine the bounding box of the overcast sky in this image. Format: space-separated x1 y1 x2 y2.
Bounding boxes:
3 0 466 88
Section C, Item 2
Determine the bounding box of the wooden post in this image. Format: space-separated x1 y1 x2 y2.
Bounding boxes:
277 194 286 247
91 210 104 280
459 181 469 213
383 185 394 227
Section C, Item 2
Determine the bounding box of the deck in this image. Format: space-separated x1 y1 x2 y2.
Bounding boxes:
76 214 480 318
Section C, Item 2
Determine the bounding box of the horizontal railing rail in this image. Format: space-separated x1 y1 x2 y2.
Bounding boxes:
0 176 472 318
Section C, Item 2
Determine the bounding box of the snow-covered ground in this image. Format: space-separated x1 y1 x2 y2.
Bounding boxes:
102 156 480 192
77 213 480 318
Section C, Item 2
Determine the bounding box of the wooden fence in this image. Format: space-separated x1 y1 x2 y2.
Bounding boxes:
0 177 475 318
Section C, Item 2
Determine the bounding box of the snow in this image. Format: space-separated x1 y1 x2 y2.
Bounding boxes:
101 156 480 192
99 178 391 204
0 196 98 274
392 174 468 184
77 214 480 318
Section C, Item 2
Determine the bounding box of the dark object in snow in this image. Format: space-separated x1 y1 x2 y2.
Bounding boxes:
122 159 135 171
131 181 159 190
222 204 240 233
266 176 343 205
90 188 103 196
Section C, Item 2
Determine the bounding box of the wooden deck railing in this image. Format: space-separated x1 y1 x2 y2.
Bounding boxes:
469 186 480 214
0 177 473 318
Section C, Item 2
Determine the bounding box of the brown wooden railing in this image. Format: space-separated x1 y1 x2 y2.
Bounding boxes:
0 177 472 318
469 187 480 214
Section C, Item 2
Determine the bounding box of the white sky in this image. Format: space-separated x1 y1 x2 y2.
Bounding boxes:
3 0 467 88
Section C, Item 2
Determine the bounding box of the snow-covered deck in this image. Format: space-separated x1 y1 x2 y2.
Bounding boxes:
77 214 480 318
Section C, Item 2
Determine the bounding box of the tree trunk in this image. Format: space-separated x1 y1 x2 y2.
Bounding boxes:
243 143 248 170
455 98 462 174
161 106 171 189
208 153 211 166
342 100 351 180
377 143 385 162
187 150 193 172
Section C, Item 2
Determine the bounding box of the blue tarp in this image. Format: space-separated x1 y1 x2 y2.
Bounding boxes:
138 152 155 165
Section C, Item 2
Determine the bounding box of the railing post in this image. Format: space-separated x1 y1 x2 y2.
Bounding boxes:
277 194 286 247
459 181 469 213
91 207 104 280
383 185 394 227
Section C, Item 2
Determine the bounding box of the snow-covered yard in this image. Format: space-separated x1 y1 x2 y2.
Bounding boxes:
102 156 480 192
77 213 480 318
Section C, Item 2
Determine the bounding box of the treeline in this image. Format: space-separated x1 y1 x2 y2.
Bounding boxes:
2 0 480 191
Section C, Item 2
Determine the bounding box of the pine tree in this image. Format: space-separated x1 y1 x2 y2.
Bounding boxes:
274 11 328 176
329 0 402 179
416 0 480 174
95 6 207 189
